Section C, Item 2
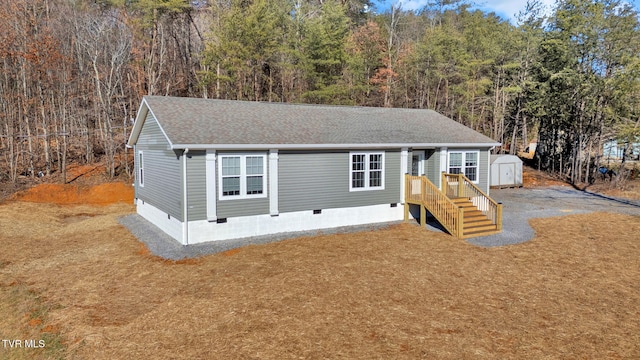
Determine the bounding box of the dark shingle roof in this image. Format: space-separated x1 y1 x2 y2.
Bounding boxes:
132 96 499 148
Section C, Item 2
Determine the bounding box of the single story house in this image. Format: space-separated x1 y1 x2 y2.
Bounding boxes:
603 140 640 160
127 96 501 245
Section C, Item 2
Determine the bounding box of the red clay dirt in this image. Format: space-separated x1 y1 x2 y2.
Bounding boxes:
522 166 568 187
11 182 134 205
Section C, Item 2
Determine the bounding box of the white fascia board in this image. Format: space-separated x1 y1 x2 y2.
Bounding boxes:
171 142 501 151
127 97 175 149
127 99 149 147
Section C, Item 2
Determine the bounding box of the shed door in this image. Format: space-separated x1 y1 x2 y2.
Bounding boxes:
499 163 515 185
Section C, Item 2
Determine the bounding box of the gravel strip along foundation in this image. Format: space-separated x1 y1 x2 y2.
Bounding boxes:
120 186 640 259
119 214 401 260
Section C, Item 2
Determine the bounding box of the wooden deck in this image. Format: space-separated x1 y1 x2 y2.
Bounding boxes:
404 174 502 239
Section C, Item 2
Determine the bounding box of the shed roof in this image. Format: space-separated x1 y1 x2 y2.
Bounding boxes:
128 96 500 149
490 155 523 164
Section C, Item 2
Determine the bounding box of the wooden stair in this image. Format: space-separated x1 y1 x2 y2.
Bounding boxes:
404 174 502 239
450 197 501 238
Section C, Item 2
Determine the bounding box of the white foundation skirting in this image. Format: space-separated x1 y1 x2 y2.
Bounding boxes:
136 199 184 243
188 203 403 244
137 201 404 245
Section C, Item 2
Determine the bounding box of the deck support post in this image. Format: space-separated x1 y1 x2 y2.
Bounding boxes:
420 176 426 227
404 201 409 222
403 174 409 222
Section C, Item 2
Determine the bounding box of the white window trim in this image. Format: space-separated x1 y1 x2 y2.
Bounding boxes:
349 151 385 191
138 150 144 187
218 153 268 200
448 150 480 184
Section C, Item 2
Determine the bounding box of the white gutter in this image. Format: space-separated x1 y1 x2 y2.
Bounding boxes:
170 142 501 151
182 148 189 245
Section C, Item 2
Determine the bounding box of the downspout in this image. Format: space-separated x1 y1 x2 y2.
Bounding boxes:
182 148 190 245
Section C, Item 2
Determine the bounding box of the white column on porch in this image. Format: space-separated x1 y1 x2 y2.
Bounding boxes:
486 149 492 195
269 149 279 216
439 147 448 189
205 150 217 221
400 148 408 204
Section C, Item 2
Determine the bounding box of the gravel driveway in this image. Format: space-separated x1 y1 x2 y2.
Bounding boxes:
468 186 640 247
120 186 640 259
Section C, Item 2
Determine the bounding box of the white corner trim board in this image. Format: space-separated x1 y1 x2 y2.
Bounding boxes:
269 149 279 216
205 150 217 221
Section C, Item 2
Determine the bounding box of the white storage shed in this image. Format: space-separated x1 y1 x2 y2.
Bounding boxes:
490 155 523 188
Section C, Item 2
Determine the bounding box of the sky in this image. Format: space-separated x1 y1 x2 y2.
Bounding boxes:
375 0 640 24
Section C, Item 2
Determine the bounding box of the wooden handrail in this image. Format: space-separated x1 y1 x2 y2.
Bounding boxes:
442 173 499 206
405 174 503 237
405 174 462 236
441 173 502 230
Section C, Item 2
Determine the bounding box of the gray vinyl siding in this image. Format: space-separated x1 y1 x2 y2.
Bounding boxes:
136 112 169 151
279 150 400 213
186 151 206 220
159 147 490 222
218 196 270 218
135 113 183 221
479 149 490 193
425 149 440 187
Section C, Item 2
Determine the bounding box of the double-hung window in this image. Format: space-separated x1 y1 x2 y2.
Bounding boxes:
219 154 267 199
350 152 385 191
448 151 479 182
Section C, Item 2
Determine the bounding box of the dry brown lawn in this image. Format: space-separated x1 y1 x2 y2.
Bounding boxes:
1 198 640 359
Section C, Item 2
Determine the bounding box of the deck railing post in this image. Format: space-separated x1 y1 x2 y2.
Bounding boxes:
497 203 503 230
457 173 464 198
441 171 446 193
457 207 464 238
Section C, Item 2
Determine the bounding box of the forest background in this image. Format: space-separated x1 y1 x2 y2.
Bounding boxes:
1 0 640 187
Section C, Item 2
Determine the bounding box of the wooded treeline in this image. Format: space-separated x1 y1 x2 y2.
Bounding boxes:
1 0 640 184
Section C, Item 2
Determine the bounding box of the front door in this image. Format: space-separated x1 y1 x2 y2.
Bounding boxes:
412 151 424 176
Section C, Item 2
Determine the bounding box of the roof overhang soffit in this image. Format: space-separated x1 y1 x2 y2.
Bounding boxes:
170 142 501 151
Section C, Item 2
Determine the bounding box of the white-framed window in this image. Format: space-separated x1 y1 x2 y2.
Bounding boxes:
349 152 385 191
138 151 144 187
218 154 267 199
448 151 479 182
